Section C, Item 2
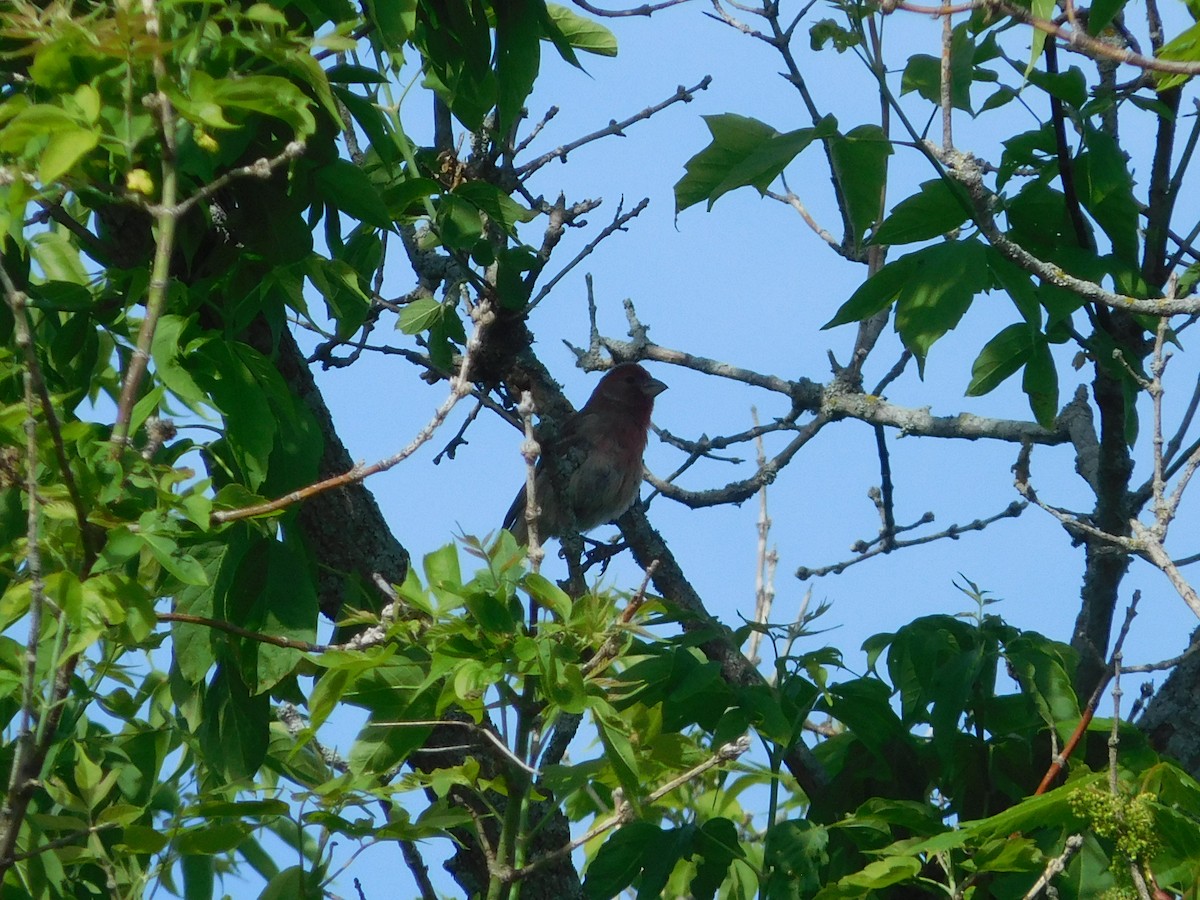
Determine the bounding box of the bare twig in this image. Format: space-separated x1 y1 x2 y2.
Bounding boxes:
581 559 660 677
765 186 843 255
376 720 540 778
747 408 777 667
511 735 750 880
940 150 1200 316
572 0 693 15
892 0 1200 76
518 77 712 177
518 391 546 575
112 0 178 448
1034 593 1141 795
432 397 485 466
1021 834 1084 900
158 612 326 652
527 197 650 311
212 301 493 524
171 142 305 217
797 501 1025 580
940 13 953 151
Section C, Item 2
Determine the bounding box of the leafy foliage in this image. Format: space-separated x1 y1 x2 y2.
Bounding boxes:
2 0 1200 897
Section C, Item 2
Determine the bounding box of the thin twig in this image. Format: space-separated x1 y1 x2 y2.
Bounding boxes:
1033 593 1140 795
1021 834 1084 900
747 408 777 667
112 0 179 449
375 720 540 777
527 197 650 311
939 150 1200 316
517 77 712 177
892 0 1200 76
510 735 751 880
518 391 545 575
572 0 693 15
797 501 1024 580
212 302 493 523
940 13 953 151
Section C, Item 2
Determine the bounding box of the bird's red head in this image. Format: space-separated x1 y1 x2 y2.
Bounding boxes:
583 363 668 429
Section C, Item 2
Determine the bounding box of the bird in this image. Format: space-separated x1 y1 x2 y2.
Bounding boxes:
503 363 667 544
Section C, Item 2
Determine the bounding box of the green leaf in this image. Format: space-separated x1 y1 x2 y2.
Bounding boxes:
823 253 917 328
900 55 941 104
1025 65 1088 108
29 229 88 284
453 181 536 232
249 539 318 692
1028 0 1057 72
691 818 744 900
306 257 372 339
363 0 416 49
382 176 439 218
829 125 892 248
38 127 99 184
463 588 516 633
594 704 642 811
138 530 210 587
348 681 439 774
871 178 972 245
191 343 277 490
415 0 497 130
893 239 989 369
764 819 828 895
1075 127 1139 265
0 104 77 154
26 280 93 312
1156 22 1200 91
423 542 461 592
583 822 662 899
1004 634 1078 744
675 114 836 213
522 572 571 620
966 324 1034 397
198 664 270 782
545 4 618 58
987 249 1042 325
838 856 923 888
900 30 976 112
435 193 484 250
173 536 251 683
334 88 396 166
495 0 543 135
979 85 1018 113
810 18 861 52
495 245 538 310
260 866 323 900
1022 336 1059 428
398 297 443 334
1087 0 1126 33
313 159 393 230
181 855 214 900
175 822 252 855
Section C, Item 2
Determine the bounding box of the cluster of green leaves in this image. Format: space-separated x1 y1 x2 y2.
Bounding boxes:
583 609 1200 899
676 7 1200 429
0 0 622 895
5 0 1200 895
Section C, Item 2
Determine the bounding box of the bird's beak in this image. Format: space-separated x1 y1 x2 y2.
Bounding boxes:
643 377 668 398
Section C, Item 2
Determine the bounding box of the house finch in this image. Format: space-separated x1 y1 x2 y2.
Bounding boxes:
503 363 667 544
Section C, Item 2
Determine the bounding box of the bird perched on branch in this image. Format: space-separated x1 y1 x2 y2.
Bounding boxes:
503 363 667 544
